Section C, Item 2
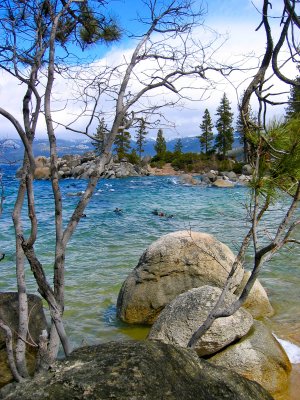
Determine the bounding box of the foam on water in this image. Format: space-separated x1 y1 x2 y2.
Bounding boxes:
274 335 300 364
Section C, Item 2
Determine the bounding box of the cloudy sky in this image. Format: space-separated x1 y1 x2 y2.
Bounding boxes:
0 0 297 140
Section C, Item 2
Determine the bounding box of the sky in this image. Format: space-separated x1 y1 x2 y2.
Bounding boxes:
0 0 298 141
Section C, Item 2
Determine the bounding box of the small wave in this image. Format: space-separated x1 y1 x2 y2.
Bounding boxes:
274 334 300 364
167 178 178 185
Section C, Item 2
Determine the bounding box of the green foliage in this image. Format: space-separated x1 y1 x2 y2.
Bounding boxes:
215 93 234 158
92 118 108 156
154 129 167 159
249 117 300 197
127 149 140 165
199 109 214 154
285 76 300 120
150 160 166 169
114 129 131 161
174 138 183 154
78 4 121 49
135 118 148 159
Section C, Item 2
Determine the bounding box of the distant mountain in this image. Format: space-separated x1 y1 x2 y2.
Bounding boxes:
0 134 242 163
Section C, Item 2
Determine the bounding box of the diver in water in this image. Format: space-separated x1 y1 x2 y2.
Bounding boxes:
114 208 123 214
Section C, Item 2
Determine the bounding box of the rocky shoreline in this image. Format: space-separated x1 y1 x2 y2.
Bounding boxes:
17 153 253 186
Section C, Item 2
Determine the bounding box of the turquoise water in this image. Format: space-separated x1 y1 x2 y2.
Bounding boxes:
0 164 299 350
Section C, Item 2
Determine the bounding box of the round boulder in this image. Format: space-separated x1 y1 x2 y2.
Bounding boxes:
148 285 253 356
117 231 244 324
208 320 291 399
234 271 274 318
0 341 274 400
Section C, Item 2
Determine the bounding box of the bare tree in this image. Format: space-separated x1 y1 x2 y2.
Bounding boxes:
188 0 300 349
0 0 121 379
0 0 231 381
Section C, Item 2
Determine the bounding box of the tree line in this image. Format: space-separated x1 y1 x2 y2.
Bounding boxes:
96 82 300 173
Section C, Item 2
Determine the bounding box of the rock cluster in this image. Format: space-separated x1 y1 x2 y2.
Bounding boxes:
117 230 291 399
17 154 151 180
0 341 274 400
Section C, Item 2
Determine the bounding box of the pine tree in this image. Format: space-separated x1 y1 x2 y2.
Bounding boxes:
114 128 131 160
135 118 148 159
154 129 167 159
236 103 258 163
215 93 234 158
92 118 108 156
174 138 183 154
198 108 214 154
285 76 300 120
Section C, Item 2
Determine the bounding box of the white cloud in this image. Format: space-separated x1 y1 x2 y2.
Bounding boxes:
0 2 298 141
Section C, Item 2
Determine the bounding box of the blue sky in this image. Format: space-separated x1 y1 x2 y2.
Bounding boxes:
0 0 297 140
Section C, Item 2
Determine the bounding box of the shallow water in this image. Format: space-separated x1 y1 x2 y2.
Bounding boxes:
1 164 299 395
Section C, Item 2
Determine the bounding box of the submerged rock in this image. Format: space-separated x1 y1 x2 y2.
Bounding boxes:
212 178 235 188
117 231 244 324
0 341 274 400
148 285 253 356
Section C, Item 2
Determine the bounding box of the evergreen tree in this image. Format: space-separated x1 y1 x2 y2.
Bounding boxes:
236 103 258 163
114 128 131 160
92 118 108 156
135 118 148 159
174 138 183 154
285 75 300 120
215 93 234 158
198 108 214 154
154 129 167 159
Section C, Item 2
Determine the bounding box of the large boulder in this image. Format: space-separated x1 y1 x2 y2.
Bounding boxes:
117 231 244 324
0 341 274 400
34 166 51 180
148 285 253 356
208 320 291 399
234 272 274 318
0 293 48 388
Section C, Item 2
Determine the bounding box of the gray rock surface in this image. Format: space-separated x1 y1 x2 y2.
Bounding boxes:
0 341 274 400
148 285 253 356
17 154 150 180
208 320 291 399
0 293 48 388
117 231 244 324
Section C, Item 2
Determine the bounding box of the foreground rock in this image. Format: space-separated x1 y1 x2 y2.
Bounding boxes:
0 341 274 400
0 293 48 388
208 321 291 399
117 231 244 324
148 285 253 356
